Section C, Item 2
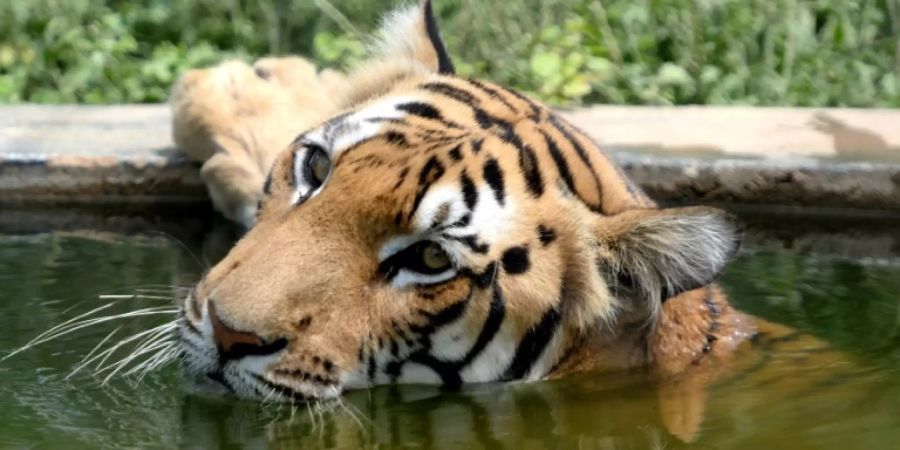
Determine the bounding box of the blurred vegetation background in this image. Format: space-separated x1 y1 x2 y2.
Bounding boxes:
0 0 898 106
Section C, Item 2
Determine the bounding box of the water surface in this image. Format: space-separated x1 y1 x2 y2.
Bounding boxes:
0 212 898 449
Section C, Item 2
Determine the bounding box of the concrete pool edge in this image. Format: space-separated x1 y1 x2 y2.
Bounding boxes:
1 104 899 209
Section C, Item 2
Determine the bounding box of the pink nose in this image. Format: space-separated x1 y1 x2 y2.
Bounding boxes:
208 301 286 361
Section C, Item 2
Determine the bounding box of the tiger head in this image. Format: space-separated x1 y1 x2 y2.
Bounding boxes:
178 0 741 401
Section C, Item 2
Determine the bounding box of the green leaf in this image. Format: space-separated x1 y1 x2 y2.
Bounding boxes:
656 63 691 86
530 51 562 80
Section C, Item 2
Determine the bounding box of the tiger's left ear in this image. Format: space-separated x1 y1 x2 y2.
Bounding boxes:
374 0 455 75
335 0 454 106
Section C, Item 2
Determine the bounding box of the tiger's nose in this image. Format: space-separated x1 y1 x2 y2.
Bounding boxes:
208 301 287 361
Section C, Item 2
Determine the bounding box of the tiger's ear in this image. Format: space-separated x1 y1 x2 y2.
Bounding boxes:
336 0 454 106
594 207 741 318
374 0 454 75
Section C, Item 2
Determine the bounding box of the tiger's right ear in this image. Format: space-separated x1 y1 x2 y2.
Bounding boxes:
336 0 455 106
593 206 742 322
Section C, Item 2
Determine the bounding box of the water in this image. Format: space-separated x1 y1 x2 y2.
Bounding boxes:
0 208 898 449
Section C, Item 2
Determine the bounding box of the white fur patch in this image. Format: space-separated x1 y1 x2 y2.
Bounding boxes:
428 313 478 361
412 185 469 230
324 95 415 156
371 4 424 60
340 367 368 390
442 185 517 252
398 362 443 384
391 269 457 288
459 320 518 382
378 233 425 261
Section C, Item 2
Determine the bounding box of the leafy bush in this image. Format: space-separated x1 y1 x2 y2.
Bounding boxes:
0 0 897 106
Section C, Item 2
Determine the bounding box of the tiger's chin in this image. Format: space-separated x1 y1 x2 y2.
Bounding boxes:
179 353 346 403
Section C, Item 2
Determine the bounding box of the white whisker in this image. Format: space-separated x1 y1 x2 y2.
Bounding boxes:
308 402 318 432
333 392 366 430
98 294 177 301
24 308 178 354
1 302 120 362
100 339 175 384
66 325 125 379
77 320 178 378
133 345 179 381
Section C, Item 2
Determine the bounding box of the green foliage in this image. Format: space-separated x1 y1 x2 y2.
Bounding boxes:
0 0 898 106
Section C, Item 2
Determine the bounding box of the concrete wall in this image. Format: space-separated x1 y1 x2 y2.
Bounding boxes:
2 104 899 211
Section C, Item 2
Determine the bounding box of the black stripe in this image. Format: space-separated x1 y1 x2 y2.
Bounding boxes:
393 166 410 190
465 78 517 113
537 225 557 246
459 284 506 366
383 131 409 148
409 155 446 221
461 261 496 289
397 102 464 130
548 114 593 169
446 234 489 254
473 107 493 129
460 171 478 209
418 297 470 331
447 144 463 161
262 174 273 195
539 129 577 197
482 157 505 206
421 81 479 104
470 138 484 154
489 118 544 197
517 142 544 197
423 0 455 75
397 101 443 121
502 307 561 380
547 114 603 210
504 87 542 121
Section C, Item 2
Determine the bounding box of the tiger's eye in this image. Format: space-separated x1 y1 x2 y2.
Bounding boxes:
421 243 451 271
306 148 331 185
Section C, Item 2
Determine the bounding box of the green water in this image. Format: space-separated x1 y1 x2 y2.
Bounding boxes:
0 214 898 449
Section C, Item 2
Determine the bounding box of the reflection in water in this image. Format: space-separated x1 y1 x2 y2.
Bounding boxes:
0 223 899 449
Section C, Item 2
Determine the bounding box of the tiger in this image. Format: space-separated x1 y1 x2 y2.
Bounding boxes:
173 0 834 442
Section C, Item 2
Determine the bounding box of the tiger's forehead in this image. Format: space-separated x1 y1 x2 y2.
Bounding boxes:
299 95 421 157
291 82 528 256
296 77 538 158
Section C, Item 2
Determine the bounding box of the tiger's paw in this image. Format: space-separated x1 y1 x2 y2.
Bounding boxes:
169 57 350 227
